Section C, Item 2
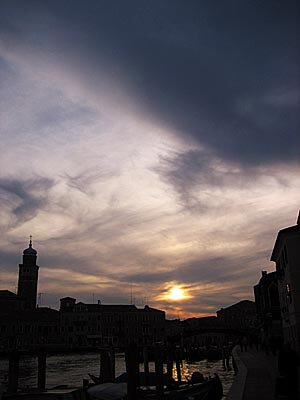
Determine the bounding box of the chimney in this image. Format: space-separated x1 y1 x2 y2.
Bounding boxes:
297 211 300 225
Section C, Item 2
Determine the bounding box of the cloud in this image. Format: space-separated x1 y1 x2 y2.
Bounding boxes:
154 148 300 213
63 168 120 195
0 1 299 318
1 1 299 165
0 177 54 227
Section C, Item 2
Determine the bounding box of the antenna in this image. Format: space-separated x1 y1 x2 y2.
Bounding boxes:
130 283 133 304
92 293 95 304
38 292 44 307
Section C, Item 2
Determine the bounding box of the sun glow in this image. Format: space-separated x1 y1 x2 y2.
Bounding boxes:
167 286 186 301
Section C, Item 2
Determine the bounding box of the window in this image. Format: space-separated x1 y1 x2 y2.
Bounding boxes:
286 283 292 304
284 246 288 264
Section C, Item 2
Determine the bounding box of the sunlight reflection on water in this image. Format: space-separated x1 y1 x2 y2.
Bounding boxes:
0 353 234 397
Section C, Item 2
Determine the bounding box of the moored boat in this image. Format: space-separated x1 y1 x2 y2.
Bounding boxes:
87 374 223 400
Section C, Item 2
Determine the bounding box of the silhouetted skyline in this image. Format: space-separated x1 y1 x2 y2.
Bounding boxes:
0 1 299 318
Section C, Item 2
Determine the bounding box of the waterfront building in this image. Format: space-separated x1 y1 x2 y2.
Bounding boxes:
182 316 227 347
0 241 166 351
216 300 257 331
0 291 60 350
59 297 165 348
270 213 300 352
253 270 282 341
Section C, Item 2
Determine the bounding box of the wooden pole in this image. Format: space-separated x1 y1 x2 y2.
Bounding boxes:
37 347 47 390
8 350 19 393
155 344 164 400
125 342 139 400
166 352 173 389
100 349 113 383
110 347 115 381
175 347 181 385
143 346 149 386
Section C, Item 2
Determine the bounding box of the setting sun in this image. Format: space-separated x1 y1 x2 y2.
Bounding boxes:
167 286 186 301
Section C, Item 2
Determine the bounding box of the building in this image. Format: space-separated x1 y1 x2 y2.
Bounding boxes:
253 271 281 340
17 237 39 310
0 290 24 349
216 300 257 331
59 297 165 348
270 213 300 352
0 289 60 350
0 241 166 351
182 316 226 347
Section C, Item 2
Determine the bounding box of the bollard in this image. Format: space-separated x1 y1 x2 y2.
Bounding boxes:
125 342 139 400
166 352 173 389
154 344 164 400
100 349 113 383
175 348 181 385
37 347 47 390
143 346 150 386
8 350 19 393
109 347 115 381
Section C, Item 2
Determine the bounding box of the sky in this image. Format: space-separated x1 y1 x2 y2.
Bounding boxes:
0 0 299 318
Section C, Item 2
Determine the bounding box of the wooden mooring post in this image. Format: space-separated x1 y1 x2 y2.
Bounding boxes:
175 347 182 384
154 344 164 400
109 346 115 382
166 352 173 389
37 347 47 390
100 348 115 383
143 346 150 386
8 350 19 393
125 342 139 400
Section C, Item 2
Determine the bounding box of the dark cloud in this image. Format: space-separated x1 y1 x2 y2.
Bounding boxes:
154 149 242 211
63 168 120 195
154 148 299 213
120 253 262 286
0 177 54 224
1 1 298 165
0 0 298 316
0 249 20 271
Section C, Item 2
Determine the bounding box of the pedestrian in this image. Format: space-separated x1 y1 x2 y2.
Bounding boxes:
242 336 248 352
239 337 244 352
222 343 231 370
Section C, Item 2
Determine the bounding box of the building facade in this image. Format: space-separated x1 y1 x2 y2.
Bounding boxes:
270 214 300 352
253 270 282 341
0 242 166 351
59 297 165 349
216 300 257 331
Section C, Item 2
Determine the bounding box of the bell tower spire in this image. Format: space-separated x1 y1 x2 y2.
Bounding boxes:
17 237 39 309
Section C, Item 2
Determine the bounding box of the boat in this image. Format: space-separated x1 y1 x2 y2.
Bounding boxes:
89 371 173 387
138 374 223 400
87 374 223 400
114 372 173 386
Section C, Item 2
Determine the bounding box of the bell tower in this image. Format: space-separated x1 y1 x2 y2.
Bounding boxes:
17 236 39 309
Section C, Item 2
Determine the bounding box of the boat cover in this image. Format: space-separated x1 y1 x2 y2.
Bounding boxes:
87 383 127 400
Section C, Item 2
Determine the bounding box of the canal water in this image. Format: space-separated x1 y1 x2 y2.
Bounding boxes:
0 353 234 398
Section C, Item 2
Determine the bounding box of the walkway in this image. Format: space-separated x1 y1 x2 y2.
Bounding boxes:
227 346 278 400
